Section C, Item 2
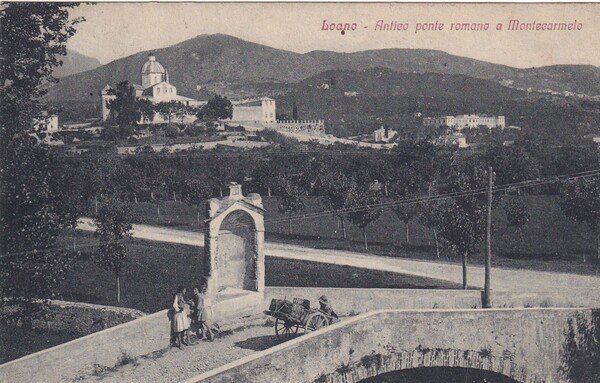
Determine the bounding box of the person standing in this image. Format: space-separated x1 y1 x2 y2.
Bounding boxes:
172 286 190 348
190 281 214 341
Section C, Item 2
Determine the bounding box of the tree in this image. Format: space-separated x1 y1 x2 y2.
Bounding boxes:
389 142 438 244
197 95 233 121
504 198 530 237
323 170 357 239
418 189 443 258
163 124 180 139
434 160 495 289
276 178 305 236
106 81 143 128
392 200 419 245
484 144 540 194
137 98 155 124
559 177 600 261
155 101 185 125
93 198 133 304
560 312 600 383
0 3 82 316
0 3 82 136
346 186 382 250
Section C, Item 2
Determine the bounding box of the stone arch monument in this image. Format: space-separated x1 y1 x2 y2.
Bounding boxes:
203 183 265 313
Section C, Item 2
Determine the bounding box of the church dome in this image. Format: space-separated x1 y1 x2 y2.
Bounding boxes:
141 54 166 75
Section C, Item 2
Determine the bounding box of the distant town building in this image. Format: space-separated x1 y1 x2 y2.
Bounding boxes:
373 126 397 143
423 114 505 130
435 132 469 148
584 133 600 144
31 111 59 132
275 120 326 136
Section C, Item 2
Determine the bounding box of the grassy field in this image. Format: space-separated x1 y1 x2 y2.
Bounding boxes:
0 325 84 364
122 195 599 276
56 233 460 314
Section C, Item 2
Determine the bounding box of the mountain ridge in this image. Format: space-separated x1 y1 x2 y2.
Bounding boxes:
46 33 600 103
52 49 102 78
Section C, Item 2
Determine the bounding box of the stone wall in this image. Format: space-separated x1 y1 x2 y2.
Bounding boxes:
265 287 600 315
0 293 261 383
186 308 595 383
275 120 326 136
264 288 483 314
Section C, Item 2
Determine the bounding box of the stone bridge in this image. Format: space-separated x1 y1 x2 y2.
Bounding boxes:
184 308 597 383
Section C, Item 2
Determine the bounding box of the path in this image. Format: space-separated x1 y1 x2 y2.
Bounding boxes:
72 324 277 383
77 219 600 292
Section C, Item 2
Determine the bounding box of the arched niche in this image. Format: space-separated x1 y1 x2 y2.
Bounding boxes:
203 183 265 302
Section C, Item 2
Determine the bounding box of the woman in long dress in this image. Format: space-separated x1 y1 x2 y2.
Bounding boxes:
172 286 190 348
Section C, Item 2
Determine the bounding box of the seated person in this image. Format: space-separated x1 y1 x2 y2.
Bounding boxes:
318 295 339 321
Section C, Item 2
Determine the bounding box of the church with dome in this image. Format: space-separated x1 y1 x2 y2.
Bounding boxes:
100 53 327 136
101 53 207 122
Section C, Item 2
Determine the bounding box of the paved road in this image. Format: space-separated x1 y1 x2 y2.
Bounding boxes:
72 323 277 383
77 218 600 292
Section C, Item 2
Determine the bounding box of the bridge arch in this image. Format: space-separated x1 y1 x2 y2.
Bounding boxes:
315 348 540 383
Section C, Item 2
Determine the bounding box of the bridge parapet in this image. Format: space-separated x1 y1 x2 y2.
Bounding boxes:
186 308 596 383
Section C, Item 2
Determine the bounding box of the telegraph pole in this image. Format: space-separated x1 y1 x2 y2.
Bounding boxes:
483 166 493 308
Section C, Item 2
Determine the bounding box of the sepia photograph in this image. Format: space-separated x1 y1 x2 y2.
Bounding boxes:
0 2 599 382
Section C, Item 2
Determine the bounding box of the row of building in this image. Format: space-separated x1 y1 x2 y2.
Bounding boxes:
100 54 324 136
422 114 506 130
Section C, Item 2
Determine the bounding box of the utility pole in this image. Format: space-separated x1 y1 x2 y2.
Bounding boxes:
483 166 493 308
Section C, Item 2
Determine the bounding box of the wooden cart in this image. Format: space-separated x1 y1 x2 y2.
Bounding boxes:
264 298 336 339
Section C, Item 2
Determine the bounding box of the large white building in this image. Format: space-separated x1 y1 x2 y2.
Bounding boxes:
423 114 505 130
227 97 277 128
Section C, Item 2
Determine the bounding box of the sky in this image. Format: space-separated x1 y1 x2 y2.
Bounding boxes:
68 3 600 68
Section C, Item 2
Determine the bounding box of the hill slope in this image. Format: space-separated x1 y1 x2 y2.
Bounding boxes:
306 50 600 96
46 34 600 103
46 34 325 102
52 49 101 78
272 68 600 141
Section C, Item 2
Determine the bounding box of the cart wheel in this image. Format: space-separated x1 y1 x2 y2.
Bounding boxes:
303 312 328 334
275 318 299 339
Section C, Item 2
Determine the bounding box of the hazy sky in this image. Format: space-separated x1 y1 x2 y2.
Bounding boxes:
68 3 600 68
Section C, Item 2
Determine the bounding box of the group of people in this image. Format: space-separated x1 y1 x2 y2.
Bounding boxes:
170 280 216 349
169 284 339 349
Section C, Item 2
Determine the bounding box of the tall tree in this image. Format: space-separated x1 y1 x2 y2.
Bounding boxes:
0 3 83 314
276 178 306 236
434 159 495 289
559 177 600 261
197 95 233 122
106 81 143 128
346 186 382 250
323 170 357 240
93 198 133 304
155 101 185 125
